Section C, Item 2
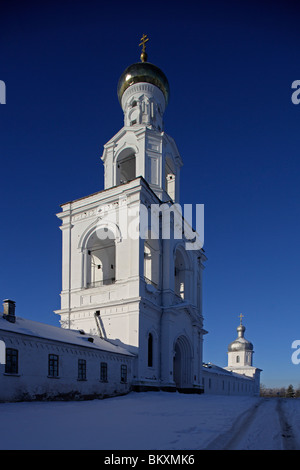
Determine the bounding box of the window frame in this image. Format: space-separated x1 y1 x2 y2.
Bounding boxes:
148 333 153 368
48 354 59 378
120 364 127 384
100 362 108 382
78 358 87 381
5 348 18 375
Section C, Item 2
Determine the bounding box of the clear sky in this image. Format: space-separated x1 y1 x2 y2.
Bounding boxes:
1 0 300 389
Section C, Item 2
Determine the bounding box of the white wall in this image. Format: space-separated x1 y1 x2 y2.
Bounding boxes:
0 330 133 402
202 367 256 396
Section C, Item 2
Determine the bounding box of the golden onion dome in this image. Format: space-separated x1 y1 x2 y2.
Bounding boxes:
117 61 170 106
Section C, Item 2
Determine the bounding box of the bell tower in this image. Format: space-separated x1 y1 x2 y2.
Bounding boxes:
101 35 183 202
55 36 206 393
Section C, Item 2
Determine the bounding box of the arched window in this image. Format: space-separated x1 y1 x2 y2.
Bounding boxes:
116 149 136 185
236 355 240 363
174 247 189 299
144 235 160 288
127 99 140 126
86 227 116 288
148 333 153 367
165 156 176 201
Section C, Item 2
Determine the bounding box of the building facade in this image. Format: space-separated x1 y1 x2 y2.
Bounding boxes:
0 300 134 402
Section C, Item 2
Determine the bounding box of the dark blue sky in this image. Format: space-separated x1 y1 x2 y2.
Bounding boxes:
1 0 300 388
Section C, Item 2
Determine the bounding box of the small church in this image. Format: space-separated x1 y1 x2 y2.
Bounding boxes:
0 37 261 402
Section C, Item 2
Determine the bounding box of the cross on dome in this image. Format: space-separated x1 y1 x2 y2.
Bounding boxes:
139 34 149 62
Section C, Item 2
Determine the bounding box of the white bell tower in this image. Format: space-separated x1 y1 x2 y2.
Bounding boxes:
55 36 206 393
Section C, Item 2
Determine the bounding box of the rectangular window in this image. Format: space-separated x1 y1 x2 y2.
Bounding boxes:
5 348 18 374
100 362 108 382
48 354 59 377
78 359 86 380
120 364 127 383
148 334 153 367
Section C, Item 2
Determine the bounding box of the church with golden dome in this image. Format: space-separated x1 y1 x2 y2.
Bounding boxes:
0 36 261 401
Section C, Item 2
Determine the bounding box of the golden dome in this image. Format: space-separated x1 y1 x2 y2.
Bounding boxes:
117 61 170 106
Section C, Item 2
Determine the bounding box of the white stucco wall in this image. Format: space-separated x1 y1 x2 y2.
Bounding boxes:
0 321 134 402
202 365 257 396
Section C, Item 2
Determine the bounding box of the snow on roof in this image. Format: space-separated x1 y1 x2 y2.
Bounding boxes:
202 363 252 380
0 315 134 357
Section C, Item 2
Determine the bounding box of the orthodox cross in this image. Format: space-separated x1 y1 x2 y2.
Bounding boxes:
239 313 244 325
139 34 149 62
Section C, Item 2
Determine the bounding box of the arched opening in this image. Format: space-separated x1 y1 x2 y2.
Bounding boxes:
144 234 160 288
173 335 192 389
174 247 189 300
165 156 176 201
127 98 140 126
86 227 116 288
116 148 136 185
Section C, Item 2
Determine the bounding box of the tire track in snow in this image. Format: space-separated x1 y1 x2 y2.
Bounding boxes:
276 398 298 450
205 397 299 450
204 398 265 450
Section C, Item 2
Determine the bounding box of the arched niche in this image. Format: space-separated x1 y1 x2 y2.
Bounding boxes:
116 147 136 185
165 155 176 201
173 335 193 388
86 227 116 288
174 245 191 300
144 231 160 288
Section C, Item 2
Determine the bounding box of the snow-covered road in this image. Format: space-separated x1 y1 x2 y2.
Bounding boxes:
0 392 299 450
205 397 300 450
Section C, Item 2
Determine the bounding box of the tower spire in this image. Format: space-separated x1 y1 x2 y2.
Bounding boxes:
139 34 149 62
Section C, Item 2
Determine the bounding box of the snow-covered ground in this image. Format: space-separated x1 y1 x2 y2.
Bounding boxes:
0 391 299 450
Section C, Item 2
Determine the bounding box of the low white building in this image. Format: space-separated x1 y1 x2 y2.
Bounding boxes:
0 300 134 402
202 364 256 395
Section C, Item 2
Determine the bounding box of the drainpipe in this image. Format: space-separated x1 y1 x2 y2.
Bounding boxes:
94 310 103 338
